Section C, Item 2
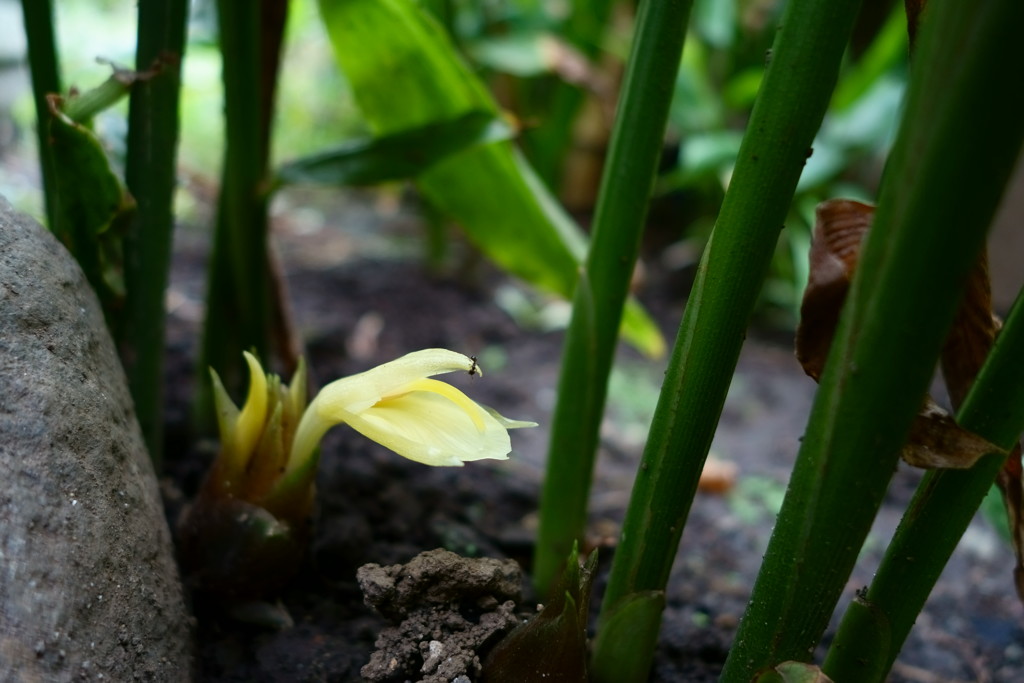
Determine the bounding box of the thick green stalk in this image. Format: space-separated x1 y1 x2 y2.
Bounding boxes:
721 1 1024 678
205 1 270 379
123 0 190 469
824 287 1024 681
200 0 288 409
600 0 862 614
532 0 693 595
19 0 61 228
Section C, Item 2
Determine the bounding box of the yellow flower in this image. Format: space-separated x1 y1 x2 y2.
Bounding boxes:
211 349 535 508
290 348 536 471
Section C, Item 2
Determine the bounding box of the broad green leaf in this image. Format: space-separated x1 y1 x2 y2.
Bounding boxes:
274 111 513 188
317 0 664 357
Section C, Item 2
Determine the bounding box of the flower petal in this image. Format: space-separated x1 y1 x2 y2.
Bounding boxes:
479 404 539 430
232 351 268 471
315 349 476 414
342 390 512 466
396 378 486 431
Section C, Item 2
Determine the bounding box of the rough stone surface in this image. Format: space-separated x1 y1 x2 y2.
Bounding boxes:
358 549 523 682
0 197 193 680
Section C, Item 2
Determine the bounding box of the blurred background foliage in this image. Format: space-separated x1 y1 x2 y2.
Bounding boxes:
0 0 907 330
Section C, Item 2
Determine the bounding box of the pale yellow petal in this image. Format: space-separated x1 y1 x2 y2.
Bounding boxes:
342 391 511 466
233 351 268 469
315 349 476 415
480 404 539 430
288 402 334 476
396 378 486 431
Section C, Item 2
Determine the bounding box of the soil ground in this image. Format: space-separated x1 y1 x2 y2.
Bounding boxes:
161 188 1024 682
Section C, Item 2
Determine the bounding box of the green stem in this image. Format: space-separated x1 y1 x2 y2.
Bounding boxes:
600 0 862 616
200 0 288 414
824 285 1024 681
721 0 1024 678
215 0 270 357
19 0 61 228
122 0 190 469
532 0 693 596
63 73 137 123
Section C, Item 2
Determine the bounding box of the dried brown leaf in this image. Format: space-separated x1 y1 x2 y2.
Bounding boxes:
901 398 1006 469
996 447 1024 600
795 199 875 380
940 255 999 407
795 200 1003 466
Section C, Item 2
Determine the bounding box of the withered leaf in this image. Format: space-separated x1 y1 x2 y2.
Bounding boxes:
996 448 1024 600
795 198 875 380
941 257 1000 407
795 199 1003 469
901 398 1007 469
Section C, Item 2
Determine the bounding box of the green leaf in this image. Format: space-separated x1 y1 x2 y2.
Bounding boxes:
275 111 513 188
316 0 663 357
47 97 133 327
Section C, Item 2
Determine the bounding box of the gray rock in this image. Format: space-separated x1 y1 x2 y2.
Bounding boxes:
0 197 193 680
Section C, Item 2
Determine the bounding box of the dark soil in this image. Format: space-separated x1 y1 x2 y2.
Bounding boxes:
161 189 1023 682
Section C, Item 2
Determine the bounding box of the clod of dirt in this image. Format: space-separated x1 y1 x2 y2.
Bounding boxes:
0 196 193 679
357 548 524 682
